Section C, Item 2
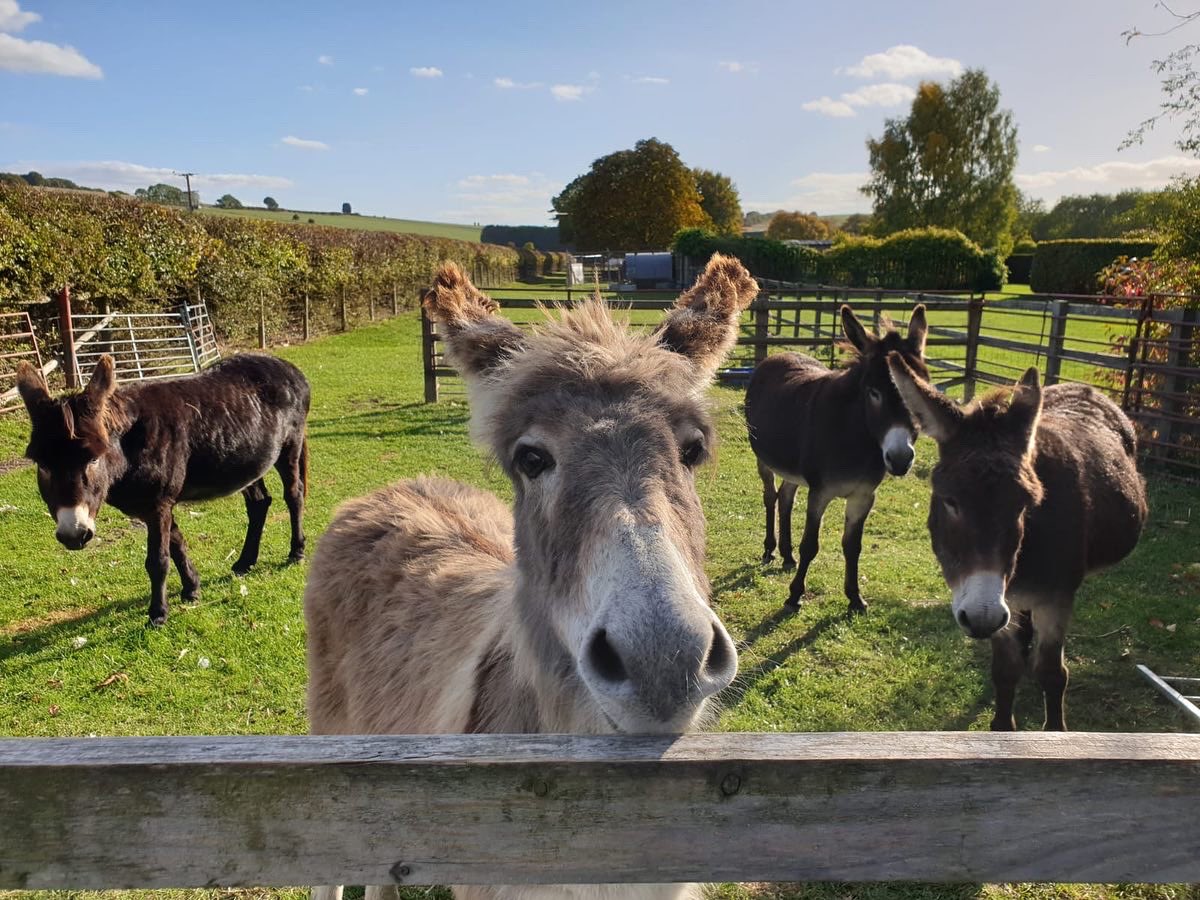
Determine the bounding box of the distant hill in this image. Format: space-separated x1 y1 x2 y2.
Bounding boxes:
199 206 483 242
0 171 104 192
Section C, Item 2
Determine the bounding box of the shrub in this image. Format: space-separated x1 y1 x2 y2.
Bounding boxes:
1030 239 1160 294
0 182 519 343
674 226 1003 290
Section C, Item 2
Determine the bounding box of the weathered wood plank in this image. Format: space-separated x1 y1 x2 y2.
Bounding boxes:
1 732 1198 889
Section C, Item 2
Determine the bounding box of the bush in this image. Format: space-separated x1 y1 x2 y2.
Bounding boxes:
481 225 562 251
0 182 519 343
1030 239 1160 294
674 226 1003 290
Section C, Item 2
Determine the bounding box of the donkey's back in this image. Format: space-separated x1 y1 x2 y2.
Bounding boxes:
306 476 517 736
745 352 839 477
1027 384 1146 581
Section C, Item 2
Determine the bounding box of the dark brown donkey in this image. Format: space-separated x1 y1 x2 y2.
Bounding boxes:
745 305 928 614
888 359 1147 730
17 354 310 626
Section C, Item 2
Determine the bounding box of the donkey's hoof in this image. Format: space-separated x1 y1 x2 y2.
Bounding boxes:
181 590 201 604
847 599 869 616
760 552 774 566
146 615 166 629
780 558 796 572
783 594 804 612
231 561 254 576
286 552 305 566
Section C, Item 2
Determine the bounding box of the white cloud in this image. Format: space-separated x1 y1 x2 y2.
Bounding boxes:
551 83 587 101
299 84 315 92
803 82 916 118
1 160 293 192
0 32 101 78
352 87 368 96
587 70 600 81
631 75 669 85
0 0 39 32
410 66 442 78
1032 144 1051 153
317 54 333 65
281 135 329 151
746 172 871 216
802 96 855 118
1016 155 1200 200
718 60 744 73
494 76 542 89
450 171 563 224
841 45 962 80
841 82 915 108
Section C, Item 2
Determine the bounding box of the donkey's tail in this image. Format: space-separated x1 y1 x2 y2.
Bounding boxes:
300 434 310 498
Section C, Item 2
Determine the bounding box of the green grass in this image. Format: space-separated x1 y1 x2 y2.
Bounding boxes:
1 312 1198 900
199 205 483 242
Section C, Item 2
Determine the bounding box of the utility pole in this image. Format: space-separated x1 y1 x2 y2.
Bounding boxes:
174 171 197 211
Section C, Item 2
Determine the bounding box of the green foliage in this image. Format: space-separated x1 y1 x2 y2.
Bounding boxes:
342 202 352 215
480 225 561 251
1032 190 1172 240
1030 239 1161 293
516 242 567 279
1124 36 1200 156
552 138 709 250
263 197 280 211
0 182 519 341
214 194 244 210
1013 238 1038 254
692 168 743 236
839 212 873 235
864 69 1019 255
765 211 830 241
135 183 193 207
675 226 1003 290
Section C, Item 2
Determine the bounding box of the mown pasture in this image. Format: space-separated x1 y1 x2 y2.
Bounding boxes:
0 308 1197 900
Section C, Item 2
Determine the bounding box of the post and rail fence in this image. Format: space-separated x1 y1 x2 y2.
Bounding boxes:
421 281 1200 477
1 731 1198 890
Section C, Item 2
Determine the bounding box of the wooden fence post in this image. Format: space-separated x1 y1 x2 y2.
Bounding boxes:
1165 306 1197 458
340 284 348 332
303 291 311 343
258 293 267 349
963 297 984 401
753 295 769 364
369 292 376 322
57 285 78 389
813 287 823 348
421 302 438 403
392 283 399 316
873 289 883 334
1043 299 1069 385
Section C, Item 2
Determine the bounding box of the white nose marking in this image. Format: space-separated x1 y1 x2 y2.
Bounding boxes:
951 572 1009 636
56 505 95 535
881 426 914 462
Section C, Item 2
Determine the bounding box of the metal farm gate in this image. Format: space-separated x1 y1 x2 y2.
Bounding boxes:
0 311 43 412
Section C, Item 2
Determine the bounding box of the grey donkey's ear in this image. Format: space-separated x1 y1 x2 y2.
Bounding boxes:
16 361 51 414
907 304 928 356
422 262 527 380
841 306 873 353
886 351 962 444
655 254 759 377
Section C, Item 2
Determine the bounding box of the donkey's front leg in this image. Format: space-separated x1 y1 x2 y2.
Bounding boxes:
841 488 876 615
169 513 201 602
785 486 834 608
989 623 1025 731
1032 603 1071 731
144 506 173 627
757 461 778 565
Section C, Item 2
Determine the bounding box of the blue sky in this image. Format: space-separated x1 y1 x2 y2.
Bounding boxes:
2 0 1199 224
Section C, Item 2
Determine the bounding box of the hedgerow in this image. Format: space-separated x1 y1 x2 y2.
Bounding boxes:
673 227 1004 291
0 184 519 343
1029 239 1160 294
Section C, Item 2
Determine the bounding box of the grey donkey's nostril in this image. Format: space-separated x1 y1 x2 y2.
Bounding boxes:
704 623 735 680
587 629 629 684
957 608 971 630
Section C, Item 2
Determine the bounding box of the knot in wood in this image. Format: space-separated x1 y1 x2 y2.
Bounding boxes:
719 772 742 796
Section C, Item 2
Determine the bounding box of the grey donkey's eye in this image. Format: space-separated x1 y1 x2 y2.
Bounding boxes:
942 496 961 517
514 445 554 480
680 436 706 468
867 387 883 404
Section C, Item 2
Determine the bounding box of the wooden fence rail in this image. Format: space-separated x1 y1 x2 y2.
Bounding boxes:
2 732 1199 889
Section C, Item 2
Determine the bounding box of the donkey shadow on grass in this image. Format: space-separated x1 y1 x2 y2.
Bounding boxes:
308 401 469 442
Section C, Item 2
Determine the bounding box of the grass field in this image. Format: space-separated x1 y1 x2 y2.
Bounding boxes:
199 205 483 242
1 309 1198 900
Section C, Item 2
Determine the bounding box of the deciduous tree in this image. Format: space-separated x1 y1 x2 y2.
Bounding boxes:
552 138 708 250
215 194 244 209
692 168 743 236
863 69 1019 254
264 196 280 210
766 211 830 241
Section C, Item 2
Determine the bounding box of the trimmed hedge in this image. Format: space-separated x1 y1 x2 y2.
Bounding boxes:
1005 254 1033 285
517 243 568 279
674 227 1004 291
0 184 519 343
1030 239 1159 294
483 225 562 251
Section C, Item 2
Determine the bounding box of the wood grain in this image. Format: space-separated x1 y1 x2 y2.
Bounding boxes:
1 732 1198 889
